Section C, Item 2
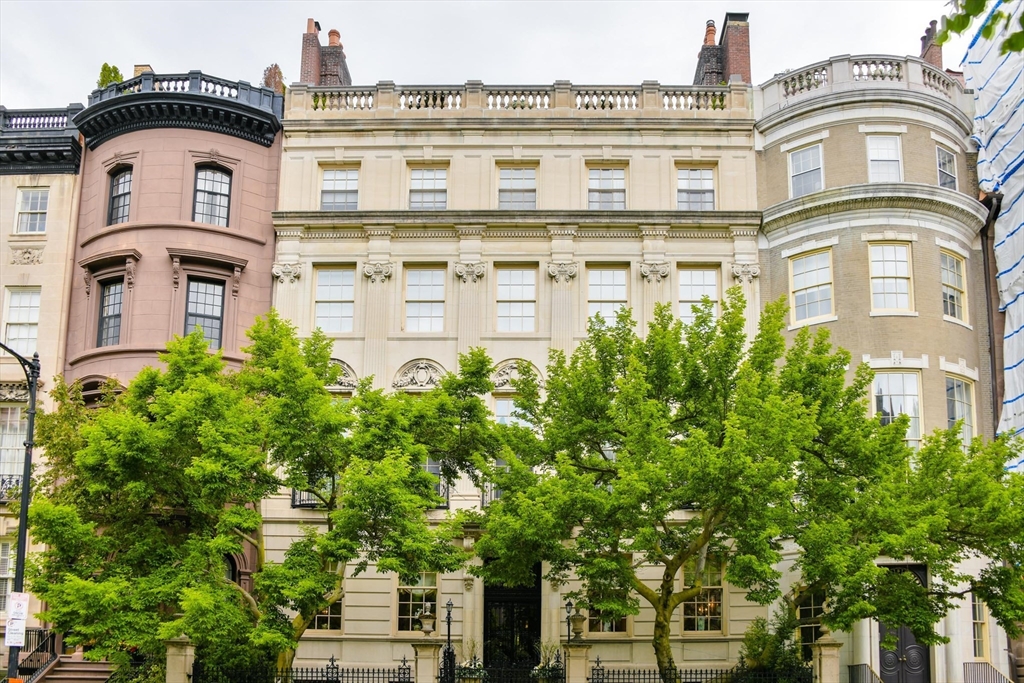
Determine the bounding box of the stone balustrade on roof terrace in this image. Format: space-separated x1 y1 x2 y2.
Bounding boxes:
284 80 753 121
758 53 972 123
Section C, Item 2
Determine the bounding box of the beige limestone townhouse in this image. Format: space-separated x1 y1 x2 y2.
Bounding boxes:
266 15 1014 683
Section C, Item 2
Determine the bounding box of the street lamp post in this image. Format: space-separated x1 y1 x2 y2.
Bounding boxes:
0 343 40 680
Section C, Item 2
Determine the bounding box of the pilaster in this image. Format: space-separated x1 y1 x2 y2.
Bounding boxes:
730 226 760 341
810 629 843 683
412 642 442 683
548 225 577 355
564 643 591 683
363 226 394 388
164 636 195 683
456 226 485 355
640 226 670 333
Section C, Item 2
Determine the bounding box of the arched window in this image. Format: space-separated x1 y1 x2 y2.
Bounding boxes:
193 166 231 227
108 167 132 225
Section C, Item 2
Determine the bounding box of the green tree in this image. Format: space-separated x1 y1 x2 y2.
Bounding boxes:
30 313 496 669
97 63 124 88
938 0 1024 54
470 292 1023 681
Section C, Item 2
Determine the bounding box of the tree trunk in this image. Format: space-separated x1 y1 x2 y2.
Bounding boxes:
276 647 296 670
652 609 677 683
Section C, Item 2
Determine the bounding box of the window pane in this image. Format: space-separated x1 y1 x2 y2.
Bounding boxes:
98 281 124 347
588 269 627 320
109 170 132 225
406 270 445 331
678 269 718 323
397 573 437 631
790 147 822 199
946 377 974 445
937 148 957 190
322 169 358 210
4 288 41 356
315 269 355 333
185 280 225 349
588 169 626 209
498 168 537 210
0 408 26 477
874 372 921 446
677 169 715 210
16 189 48 233
791 252 832 322
682 556 724 632
193 169 231 226
868 137 902 182
941 252 966 320
497 269 536 332
870 245 911 311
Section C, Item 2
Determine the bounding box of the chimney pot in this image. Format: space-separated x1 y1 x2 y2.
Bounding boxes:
704 20 717 46
328 29 341 46
133 64 154 78
306 18 316 34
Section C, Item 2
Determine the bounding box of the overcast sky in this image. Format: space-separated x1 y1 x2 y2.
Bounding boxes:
0 0 973 110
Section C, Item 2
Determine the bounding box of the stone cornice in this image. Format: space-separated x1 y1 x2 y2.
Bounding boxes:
0 105 84 175
283 117 755 136
81 220 267 247
761 183 988 241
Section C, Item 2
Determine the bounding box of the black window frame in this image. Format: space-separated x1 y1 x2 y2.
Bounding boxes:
184 277 226 350
192 165 232 227
96 279 125 347
107 167 133 226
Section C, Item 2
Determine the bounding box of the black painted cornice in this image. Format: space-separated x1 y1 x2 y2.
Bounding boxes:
0 105 83 175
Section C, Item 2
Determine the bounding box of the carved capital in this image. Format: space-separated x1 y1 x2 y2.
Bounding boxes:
393 359 445 391
639 261 670 283
272 262 302 284
547 261 578 283
731 263 761 284
363 261 394 283
10 248 43 265
454 262 486 283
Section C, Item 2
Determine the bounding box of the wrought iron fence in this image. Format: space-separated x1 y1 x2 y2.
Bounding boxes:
847 664 882 683
17 629 58 683
193 657 412 683
588 663 812 683
964 662 1013 683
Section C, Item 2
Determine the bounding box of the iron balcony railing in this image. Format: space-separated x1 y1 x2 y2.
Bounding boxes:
0 475 22 503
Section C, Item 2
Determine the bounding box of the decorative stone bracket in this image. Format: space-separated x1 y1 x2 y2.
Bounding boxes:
731 263 761 284
547 261 579 283
639 261 670 283
271 262 302 284
363 261 394 283
454 262 486 283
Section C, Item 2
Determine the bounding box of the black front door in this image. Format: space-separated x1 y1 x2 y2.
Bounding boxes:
483 564 541 669
879 566 930 683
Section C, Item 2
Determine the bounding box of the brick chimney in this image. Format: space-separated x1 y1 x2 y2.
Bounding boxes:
920 19 943 69
720 12 751 84
693 20 723 85
298 18 352 86
133 64 154 77
299 18 322 85
704 20 717 46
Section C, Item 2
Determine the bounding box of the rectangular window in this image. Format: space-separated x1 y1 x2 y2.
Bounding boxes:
498 167 537 210
4 288 41 356
0 408 25 478
0 541 11 612
588 269 627 320
798 592 825 661
108 169 132 225
185 279 225 350
972 593 987 659
790 145 822 198
315 269 355 333
405 269 445 332
313 601 343 631
589 606 627 634
682 556 723 632
868 136 902 183
495 397 530 427
790 251 833 323
496 269 536 332
16 189 48 233
870 244 912 312
321 169 358 210
937 147 957 190
193 168 231 226
97 280 124 347
946 376 974 445
678 269 719 324
397 573 437 631
410 168 447 210
677 169 714 211
941 251 967 321
588 168 626 210
874 372 922 448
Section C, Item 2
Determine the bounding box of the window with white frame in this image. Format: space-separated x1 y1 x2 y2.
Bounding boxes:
798 591 825 661
678 268 718 324
498 167 537 210
588 269 627 320
315 269 355 333
410 168 447 210
313 601 343 630
0 407 25 478
193 167 231 226
677 169 714 211
16 189 48 233
97 280 124 347
681 555 724 632
790 145 822 198
937 147 957 190
941 251 967 322
0 541 12 612
4 288 40 356
588 168 626 210
185 279 225 350
870 244 912 312
867 136 902 183
321 169 359 210
108 168 132 225
397 573 437 631
790 251 833 323
946 376 974 445
971 593 988 659
405 269 445 332
873 372 922 448
495 397 530 427
588 595 628 633
496 269 536 332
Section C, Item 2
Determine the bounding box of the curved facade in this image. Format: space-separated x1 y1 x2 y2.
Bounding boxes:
63 71 283 391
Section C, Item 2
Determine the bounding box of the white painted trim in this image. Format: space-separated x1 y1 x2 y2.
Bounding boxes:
788 314 838 331
936 236 970 259
858 124 908 134
944 315 973 330
781 236 839 259
861 232 918 242
869 311 919 318
939 356 979 381
780 130 830 153
861 351 929 370
930 131 963 153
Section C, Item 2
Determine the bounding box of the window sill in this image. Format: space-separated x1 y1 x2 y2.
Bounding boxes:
7 232 47 241
943 315 973 330
788 314 838 331
869 311 919 317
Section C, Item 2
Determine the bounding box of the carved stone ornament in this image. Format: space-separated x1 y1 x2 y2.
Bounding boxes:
363 261 394 283
11 248 43 265
392 359 445 391
493 358 539 392
0 382 29 402
171 256 181 289
454 262 486 283
272 262 302 284
83 269 93 297
232 266 242 297
125 256 137 290
547 261 579 283
328 359 359 391
639 261 670 283
463 577 475 591
731 263 761 284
